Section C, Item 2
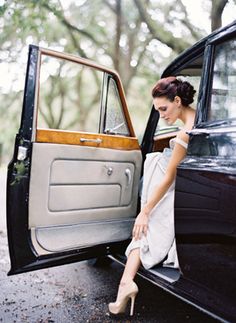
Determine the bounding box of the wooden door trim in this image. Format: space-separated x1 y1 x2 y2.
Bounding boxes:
36 129 140 150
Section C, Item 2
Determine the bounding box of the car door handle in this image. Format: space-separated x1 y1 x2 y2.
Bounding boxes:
80 137 103 144
125 168 132 186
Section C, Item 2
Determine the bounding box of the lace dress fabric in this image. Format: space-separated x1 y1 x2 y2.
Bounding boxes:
125 137 188 270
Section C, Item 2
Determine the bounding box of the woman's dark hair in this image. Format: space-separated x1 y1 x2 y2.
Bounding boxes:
152 76 196 106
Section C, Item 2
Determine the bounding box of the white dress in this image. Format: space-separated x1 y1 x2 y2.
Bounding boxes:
125 137 188 270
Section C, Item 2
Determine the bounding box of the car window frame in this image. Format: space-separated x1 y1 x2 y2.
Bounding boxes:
195 28 236 128
32 47 136 141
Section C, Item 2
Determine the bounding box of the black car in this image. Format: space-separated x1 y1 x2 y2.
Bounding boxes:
7 21 236 322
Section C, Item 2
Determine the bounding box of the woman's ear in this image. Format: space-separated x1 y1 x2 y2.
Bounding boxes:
174 96 181 107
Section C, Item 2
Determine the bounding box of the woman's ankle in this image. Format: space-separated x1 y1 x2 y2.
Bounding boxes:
120 277 134 286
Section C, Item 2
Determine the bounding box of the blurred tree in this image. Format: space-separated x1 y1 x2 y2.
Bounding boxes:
211 0 229 31
0 0 235 161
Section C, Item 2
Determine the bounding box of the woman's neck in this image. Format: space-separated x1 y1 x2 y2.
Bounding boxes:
179 106 195 127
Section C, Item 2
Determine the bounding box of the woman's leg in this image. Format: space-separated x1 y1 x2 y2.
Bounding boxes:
109 248 140 315
120 248 141 284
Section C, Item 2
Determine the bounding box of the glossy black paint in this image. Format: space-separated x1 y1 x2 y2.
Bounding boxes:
173 126 236 322
114 253 235 322
190 130 236 158
141 105 159 160
174 165 236 322
161 20 236 78
195 44 214 125
19 46 39 140
7 45 39 273
138 21 236 322
166 23 236 322
162 38 205 78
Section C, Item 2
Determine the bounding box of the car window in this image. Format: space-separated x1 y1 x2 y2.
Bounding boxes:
38 54 103 133
208 38 236 121
38 54 130 137
103 77 130 136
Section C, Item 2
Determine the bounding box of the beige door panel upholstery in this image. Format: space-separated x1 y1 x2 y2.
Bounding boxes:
49 159 135 209
31 219 134 254
49 184 121 211
29 142 142 254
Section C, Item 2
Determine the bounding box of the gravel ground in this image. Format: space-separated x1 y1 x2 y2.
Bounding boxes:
0 167 218 323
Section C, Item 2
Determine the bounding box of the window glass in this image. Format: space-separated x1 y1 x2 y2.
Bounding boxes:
208 39 236 121
104 77 130 136
38 54 103 133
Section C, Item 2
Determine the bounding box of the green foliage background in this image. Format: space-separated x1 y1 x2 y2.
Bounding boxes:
0 0 235 164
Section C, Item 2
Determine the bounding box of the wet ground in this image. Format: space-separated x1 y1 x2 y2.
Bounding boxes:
0 167 218 322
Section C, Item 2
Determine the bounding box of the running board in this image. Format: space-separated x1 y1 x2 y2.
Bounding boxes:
148 266 180 283
109 254 180 283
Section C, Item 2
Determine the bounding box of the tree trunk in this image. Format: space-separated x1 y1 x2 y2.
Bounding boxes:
114 0 122 72
133 0 191 53
211 0 228 31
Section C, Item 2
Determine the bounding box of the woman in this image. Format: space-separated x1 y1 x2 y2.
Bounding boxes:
108 76 196 316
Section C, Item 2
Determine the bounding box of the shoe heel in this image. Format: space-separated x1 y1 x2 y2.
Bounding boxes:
130 294 136 316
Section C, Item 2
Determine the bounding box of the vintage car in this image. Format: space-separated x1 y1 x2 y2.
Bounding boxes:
7 21 236 322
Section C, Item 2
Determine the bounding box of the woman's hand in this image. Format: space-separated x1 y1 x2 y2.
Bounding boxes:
132 209 149 240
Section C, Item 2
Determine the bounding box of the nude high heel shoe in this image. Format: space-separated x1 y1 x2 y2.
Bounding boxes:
108 280 139 316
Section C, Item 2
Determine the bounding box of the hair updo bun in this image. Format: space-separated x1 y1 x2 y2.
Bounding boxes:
152 77 196 107
176 80 196 106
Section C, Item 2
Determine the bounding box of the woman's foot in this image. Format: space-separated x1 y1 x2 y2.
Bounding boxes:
108 280 139 316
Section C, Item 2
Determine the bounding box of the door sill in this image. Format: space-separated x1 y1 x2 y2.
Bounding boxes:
148 266 180 283
109 254 180 284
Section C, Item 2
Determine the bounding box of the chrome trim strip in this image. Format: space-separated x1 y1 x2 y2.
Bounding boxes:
188 127 236 135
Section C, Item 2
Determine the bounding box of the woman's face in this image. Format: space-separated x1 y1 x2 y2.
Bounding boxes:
153 96 180 125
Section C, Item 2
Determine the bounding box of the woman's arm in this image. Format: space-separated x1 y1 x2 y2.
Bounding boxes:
143 133 188 213
132 131 189 240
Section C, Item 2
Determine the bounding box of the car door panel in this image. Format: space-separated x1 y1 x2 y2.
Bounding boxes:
29 142 141 226
175 161 236 320
31 219 135 254
7 45 142 274
29 141 141 255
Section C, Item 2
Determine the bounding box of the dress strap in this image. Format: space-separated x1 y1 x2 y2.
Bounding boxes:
175 137 188 149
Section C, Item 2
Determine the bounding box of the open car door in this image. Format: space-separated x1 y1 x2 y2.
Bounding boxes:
7 45 142 275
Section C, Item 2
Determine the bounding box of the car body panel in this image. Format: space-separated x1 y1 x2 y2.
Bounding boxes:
130 21 236 322
168 22 236 322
